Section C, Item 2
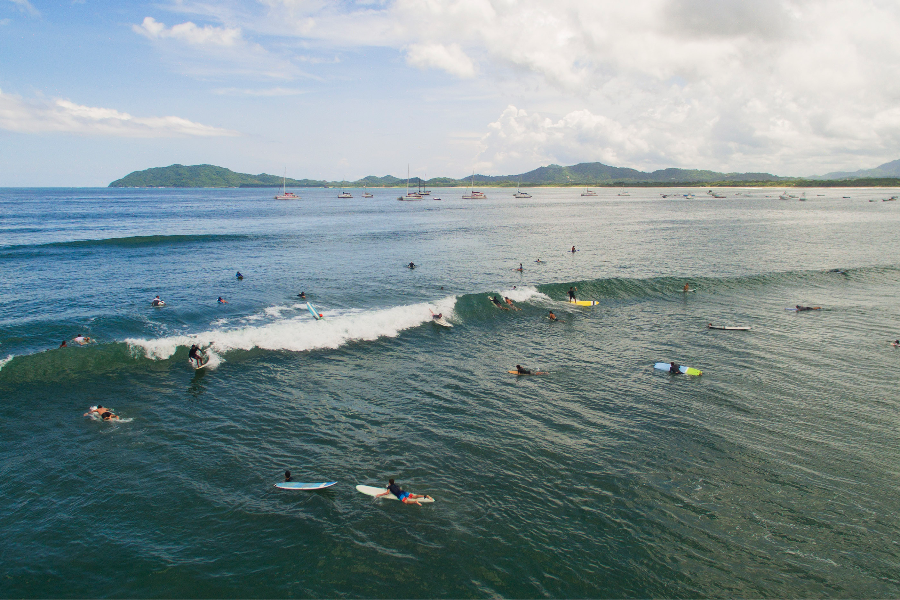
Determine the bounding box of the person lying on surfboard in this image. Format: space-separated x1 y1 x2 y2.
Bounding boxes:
504 297 521 310
516 364 532 374
376 479 432 505
189 344 205 368
795 305 820 311
548 311 558 321
490 296 509 310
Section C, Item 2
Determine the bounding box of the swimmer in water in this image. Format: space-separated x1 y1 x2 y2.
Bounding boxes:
151 295 163 307
217 297 228 304
284 470 293 482
298 291 306 299
548 311 558 321
59 340 67 348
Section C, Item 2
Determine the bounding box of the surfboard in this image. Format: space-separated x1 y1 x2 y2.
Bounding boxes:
507 370 547 375
356 484 434 502
307 302 323 320
191 358 209 369
707 325 751 330
654 362 702 376
569 299 599 306
432 317 452 327
275 481 337 490
785 307 821 311
681 289 696 293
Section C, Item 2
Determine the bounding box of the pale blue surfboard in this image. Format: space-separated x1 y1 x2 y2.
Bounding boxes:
654 362 702 376
274 481 337 490
307 302 323 320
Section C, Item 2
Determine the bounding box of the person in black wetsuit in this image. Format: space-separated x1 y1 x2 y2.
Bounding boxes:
298 292 306 299
189 344 205 368
284 470 292 482
376 478 431 505
669 362 682 374
568 287 577 301
236 272 243 280
408 262 416 269
516 364 532 374
490 296 509 310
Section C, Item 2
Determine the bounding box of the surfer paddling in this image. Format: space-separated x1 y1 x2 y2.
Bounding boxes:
504 297 521 310
376 479 432 505
490 296 509 310
548 311 558 321
512 364 547 375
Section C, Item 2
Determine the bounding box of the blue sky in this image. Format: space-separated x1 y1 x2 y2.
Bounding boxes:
2 0 900 186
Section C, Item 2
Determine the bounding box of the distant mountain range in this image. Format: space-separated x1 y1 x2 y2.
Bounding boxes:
108 160 900 188
810 159 900 180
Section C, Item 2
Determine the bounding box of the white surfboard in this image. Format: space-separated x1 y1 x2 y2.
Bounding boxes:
275 481 337 490
654 362 702 376
707 325 751 330
356 484 434 502
432 317 452 327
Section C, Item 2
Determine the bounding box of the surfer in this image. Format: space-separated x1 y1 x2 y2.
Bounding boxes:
516 263 523 272
535 258 542 263
516 364 532 374
795 305 819 311
189 344 205 368
571 246 576 253
489 296 509 310
892 340 899 347
151 295 163 307
59 340 67 348
504 297 520 310
217 297 228 304
568 287 577 302
548 311 558 321
376 479 431 505
408 262 416 269
432 312 443 320
298 291 306 299
72 334 91 345
683 283 690 292
284 470 292 482
236 272 243 280
84 405 119 420
669 362 682 374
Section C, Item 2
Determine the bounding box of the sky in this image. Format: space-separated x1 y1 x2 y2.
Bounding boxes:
2 0 900 186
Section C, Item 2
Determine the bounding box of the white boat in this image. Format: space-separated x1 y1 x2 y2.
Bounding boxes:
337 180 352 198
419 172 430 195
513 179 531 198
462 170 485 199
362 185 373 198
617 187 630 196
275 169 300 200
399 165 422 201
581 187 597 196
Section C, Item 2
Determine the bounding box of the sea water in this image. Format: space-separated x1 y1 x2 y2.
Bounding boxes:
1 187 899 597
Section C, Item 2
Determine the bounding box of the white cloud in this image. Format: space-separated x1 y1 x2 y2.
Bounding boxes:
7 0 39 17
0 90 239 137
133 16 242 46
406 43 475 78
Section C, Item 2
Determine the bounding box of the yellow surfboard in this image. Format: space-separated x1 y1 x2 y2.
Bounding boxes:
569 299 599 306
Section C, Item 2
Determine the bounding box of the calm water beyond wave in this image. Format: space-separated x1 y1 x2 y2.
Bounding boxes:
1 187 899 598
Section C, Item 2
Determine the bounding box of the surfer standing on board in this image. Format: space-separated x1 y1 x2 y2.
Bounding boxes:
376 479 431 505
189 344 205 368
568 287 577 302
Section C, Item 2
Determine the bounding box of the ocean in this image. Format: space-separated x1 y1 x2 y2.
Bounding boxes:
1 186 899 598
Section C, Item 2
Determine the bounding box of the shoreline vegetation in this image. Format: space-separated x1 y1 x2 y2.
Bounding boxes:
108 163 900 189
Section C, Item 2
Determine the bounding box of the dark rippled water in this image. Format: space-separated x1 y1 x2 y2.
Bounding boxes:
1 187 899 598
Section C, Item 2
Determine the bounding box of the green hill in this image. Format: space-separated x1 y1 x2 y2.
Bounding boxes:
108 164 327 188
110 161 900 189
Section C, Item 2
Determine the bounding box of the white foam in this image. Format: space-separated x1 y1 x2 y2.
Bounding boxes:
127 297 457 361
0 354 13 371
497 286 549 303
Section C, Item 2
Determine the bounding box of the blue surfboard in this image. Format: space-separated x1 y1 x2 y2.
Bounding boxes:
274 481 337 490
307 302 323 320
